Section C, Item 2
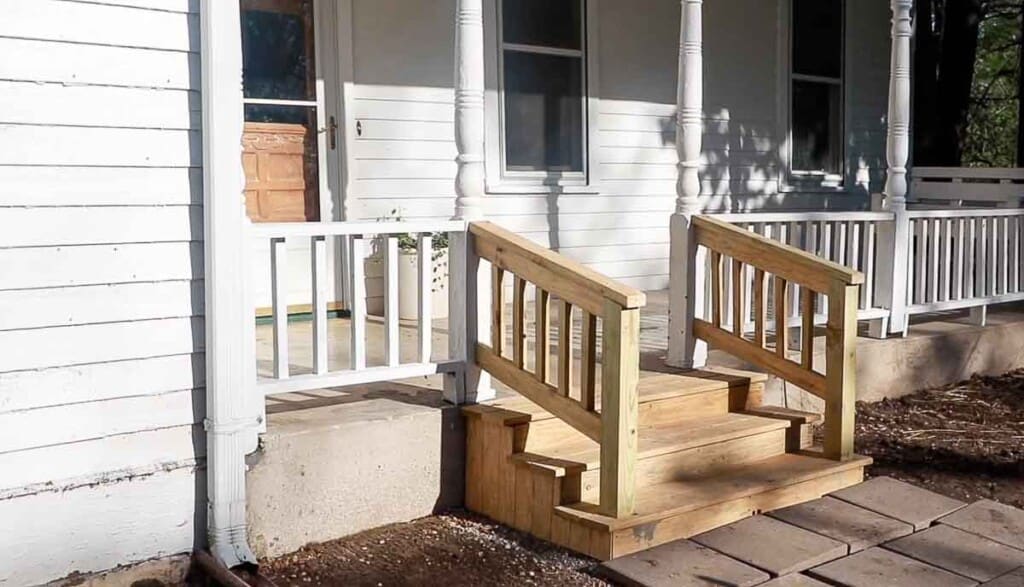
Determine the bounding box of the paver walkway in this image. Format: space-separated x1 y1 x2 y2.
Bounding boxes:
599 477 1024 587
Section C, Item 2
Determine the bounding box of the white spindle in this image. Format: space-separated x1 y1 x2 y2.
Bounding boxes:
938 219 951 302
953 218 965 300
998 217 1009 294
928 219 940 302
1012 217 1021 292
965 219 977 297
978 218 989 296
349 236 367 370
271 237 289 379
311 236 328 375
988 217 999 295
863 222 876 310
384 236 400 367
914 220 927 304
417 234 433 363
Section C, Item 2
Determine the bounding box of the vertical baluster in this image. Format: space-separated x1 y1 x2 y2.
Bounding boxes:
349 236 367 370
311 235 329 374
775 276 790 357
977 218 988 297
732 259 745 337
753 268 767 348
989 217 999 295
1011 216 1021 292
953 218 965 300
801 287 815 370
862 222 876 310
818 222 832 314
928 219 940 303
417 234 433 363
965 218 977 297
512 276 526 368
914 219 927 304
271 237 289 379
998 217 1009 295
835 221 848 266
535 288 550 383
558 300 573 397
384 237 400 367
491 266 505 355
938 219 951 303
581 311 597 410
710 250 723 328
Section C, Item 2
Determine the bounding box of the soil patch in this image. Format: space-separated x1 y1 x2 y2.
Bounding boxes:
261 512 608 586
855 369 1024 507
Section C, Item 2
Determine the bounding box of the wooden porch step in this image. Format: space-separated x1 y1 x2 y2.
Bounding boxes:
555 452 872 558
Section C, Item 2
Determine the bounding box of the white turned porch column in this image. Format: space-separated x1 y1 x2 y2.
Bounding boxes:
448 0 494 402
200 0 259 567
667 0 708 368
873 0 914 337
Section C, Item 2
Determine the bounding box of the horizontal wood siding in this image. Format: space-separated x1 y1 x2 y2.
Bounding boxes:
0 0 204 582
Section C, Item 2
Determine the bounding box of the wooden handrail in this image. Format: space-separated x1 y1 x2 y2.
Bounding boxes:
691 215 861 461
470 221 643 518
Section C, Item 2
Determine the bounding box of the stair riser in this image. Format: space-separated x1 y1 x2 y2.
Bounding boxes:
605 466 865 559
578 429 789 502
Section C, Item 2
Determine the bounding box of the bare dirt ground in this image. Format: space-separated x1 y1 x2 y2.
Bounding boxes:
262 370 1024 586
261 512 609 587
856 369 1024 508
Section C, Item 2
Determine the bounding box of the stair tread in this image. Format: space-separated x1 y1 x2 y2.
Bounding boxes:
515 413 791 473
556 452 873 531
466 368 765 425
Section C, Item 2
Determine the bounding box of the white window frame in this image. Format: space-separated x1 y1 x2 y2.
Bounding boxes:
483 0 601 194
777 0 849 192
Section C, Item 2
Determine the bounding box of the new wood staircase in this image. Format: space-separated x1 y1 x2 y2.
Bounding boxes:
461 219 871 561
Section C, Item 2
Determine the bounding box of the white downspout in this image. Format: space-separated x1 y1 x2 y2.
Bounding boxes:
200 0 261 568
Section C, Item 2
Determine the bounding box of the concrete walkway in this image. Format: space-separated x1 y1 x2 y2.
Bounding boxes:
599 477 1024 587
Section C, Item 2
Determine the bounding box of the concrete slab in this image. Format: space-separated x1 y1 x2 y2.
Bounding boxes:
769 496 913 553
598 539 770 587
830 476 966 531
940 500 1024 551
692 515 846 577
884 525 1024 582
982 567 1024 586
759 575 832 587
807 547 978 587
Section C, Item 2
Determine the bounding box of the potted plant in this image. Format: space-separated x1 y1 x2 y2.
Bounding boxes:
366 210 449 320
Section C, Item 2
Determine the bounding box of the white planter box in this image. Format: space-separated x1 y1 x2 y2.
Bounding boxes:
398 249 449 320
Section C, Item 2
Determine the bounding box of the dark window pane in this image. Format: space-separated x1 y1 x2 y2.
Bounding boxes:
793 0 842 78
242 105 320 222
503 0 582 50
792 81 841 173
503 51 584 172
241 0 315 101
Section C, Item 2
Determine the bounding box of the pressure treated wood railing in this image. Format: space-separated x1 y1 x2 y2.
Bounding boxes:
469 221 646 518
690 216 863 461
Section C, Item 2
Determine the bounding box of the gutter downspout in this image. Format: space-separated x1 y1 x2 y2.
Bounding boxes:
200 0 261 568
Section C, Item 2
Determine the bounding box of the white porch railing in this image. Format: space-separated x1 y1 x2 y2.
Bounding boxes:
912 167 1024 209
250 220 468 397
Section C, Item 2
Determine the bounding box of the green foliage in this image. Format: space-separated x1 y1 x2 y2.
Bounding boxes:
963 4 1021 167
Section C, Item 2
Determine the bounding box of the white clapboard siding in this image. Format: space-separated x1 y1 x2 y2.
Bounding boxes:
357 194 675 219
0 467 198 586
0 354 203 414
355 84 454 103
0 280 203 331
0 0 198 52
354 159 457 180
0 125 200 167
0 424 201 497
354 99 455 122
0 167 202 206
518 227 671 249
0 206 201 248
356 120 454 141
82 0 196 12
0 389 199 454
495 211 673 233
0 317 203 372
352 179 458 198
355 139 458 161
0 81 199 130
0 38 198 90
0 242 202 290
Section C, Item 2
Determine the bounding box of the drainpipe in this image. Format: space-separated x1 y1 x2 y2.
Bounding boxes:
201 0 261 568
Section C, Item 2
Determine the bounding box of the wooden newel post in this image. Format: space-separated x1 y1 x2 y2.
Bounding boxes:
824 284 859 460
599 300 640 518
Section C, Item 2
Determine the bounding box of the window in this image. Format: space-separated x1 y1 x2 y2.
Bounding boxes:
499 0 587 176
789 0 844 185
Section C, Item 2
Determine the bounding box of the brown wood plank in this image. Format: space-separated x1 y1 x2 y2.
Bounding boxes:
775 276 790 356
513 464 534 532
711 251 723 327
535 288 550 383
580 311 597 410
558 300 573 397
753 268 767 347
732 259 745 336
492 266 505 354
824 284 859 461
513 276 527 368
801 287 815 370
531 472 556 541
598 301 640 518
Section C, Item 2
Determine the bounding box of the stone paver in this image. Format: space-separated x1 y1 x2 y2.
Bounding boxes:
598 539 769 587
982 567 1024 586
884 524 1024 582
769 496 914 553
940 500 1024 551
759 574 832 586
807 547 978 587
692 515 847 577
830 477 967 531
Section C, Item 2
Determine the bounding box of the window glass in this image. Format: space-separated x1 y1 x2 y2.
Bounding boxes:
503 52 584 171
792 0 842 78
241 0 315 101
792 81 841 174
502 0 582 50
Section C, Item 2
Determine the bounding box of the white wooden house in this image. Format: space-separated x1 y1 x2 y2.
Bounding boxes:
2 0 1022 584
